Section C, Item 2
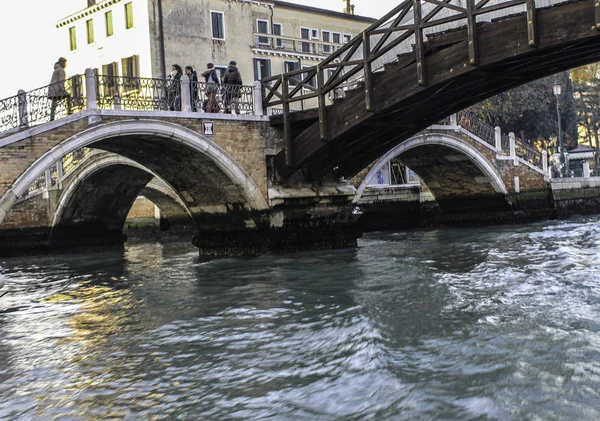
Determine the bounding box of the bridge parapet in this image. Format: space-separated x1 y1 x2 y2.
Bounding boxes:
0 69 263 136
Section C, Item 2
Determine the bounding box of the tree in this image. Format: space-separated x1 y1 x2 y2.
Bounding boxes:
571 63 600 150
468 72 578 150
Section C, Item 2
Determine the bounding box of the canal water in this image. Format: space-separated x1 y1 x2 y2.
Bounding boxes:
2 216 600 420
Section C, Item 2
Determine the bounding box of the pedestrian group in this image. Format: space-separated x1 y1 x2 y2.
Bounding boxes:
167 60 243 113
48 57 244 117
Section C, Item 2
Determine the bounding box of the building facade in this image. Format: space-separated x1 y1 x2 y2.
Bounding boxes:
56 0 375 87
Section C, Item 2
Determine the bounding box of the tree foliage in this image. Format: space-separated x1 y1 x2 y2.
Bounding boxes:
467 72 578 150
570 63 600 149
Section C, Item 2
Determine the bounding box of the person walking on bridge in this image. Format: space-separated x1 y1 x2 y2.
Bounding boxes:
222 60 243 114
185 66 199 112
48 57 71 121
202 63 220 113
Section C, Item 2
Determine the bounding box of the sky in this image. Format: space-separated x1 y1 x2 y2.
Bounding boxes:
0 0 396 99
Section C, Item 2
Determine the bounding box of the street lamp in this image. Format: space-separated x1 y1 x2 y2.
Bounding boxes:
553 81 566 177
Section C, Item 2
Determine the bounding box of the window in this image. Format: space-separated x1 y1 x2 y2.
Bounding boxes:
311 28 319 40
257 19 269 45
86 19 94 44
69 26 77 50
302 66 316 88
343 34 352 44
105 11 113 37
300 27 311 53
332 32 341 44
284 61 300 85
253 58 271 81
211 11 225 40
102 62 118 95
322 30 331 54
273 23 283 48
121 55 140 90
124 2 134 29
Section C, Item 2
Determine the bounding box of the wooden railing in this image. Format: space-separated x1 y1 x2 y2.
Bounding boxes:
261 0 563 166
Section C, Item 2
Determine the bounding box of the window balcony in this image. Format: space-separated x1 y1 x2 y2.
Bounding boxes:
252 33 341 57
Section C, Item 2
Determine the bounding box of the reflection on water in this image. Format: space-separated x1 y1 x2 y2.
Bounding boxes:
2 217 600 419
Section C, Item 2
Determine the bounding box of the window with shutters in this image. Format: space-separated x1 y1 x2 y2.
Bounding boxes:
322 30 332 54
273 23 283 48
257 19 269 46
284 61 300 86
69 27 77 51
121 55 140 90
253 58 271 81
300 27 310 53
211 11 225 40
332 32 341 44
105 11 113 37
124 2 134 29
86 19 94 44
102 62 118 96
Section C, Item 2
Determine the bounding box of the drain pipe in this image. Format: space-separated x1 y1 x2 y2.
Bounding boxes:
157 0 166 79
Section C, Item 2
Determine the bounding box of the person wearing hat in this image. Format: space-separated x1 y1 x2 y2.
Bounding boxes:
48 57 71 121
222 60 243 114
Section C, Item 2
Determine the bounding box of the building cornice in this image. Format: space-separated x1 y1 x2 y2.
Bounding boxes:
251 48 326 62
56 0 123 28
273 1 376 23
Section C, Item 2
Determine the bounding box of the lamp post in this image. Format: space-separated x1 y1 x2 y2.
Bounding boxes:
553 82 566 177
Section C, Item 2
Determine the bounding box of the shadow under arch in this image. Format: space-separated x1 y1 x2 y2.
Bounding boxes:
49 154 196 244
0 119 268 228
356 133 511 213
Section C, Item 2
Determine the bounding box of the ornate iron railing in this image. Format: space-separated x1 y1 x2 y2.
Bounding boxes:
0 75 85 133
515 138 544 168
189 82 254 114
96 75 170 111
456 110 496 147
261 0 557 148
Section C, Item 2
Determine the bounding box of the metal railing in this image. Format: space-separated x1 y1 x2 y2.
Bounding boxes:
0 73 258 135
189 82 254 114
96 75 170 111
0 75 85 133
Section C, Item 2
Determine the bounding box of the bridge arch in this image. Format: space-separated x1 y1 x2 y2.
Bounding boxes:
356 133 510 212
0 119 268 226
51 153 194 230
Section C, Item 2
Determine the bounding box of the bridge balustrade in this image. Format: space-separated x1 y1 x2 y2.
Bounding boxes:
0 71 259 135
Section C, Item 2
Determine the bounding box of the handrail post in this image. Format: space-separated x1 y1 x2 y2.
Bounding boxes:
85 68 97 110
466 0 479 66
253 81 263 116
542 150 549 175
317 65 327 140
181 74 191 112
282 75 292 167
17 89 28 128
413 0 427 85
509 132 517 165
450 113 457 126
495 126 502 152
362 31 373 111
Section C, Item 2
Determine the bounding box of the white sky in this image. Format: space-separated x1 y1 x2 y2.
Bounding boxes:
0 0 396 98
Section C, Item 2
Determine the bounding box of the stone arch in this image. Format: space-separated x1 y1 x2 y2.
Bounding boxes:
51 154 194 229
356 133 510 212
0 119 268 225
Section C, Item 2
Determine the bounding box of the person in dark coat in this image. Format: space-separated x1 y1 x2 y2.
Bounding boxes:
222 60 243 114
201 63 220 113
48 57 71 121
168 64 183 111
185 66 199 112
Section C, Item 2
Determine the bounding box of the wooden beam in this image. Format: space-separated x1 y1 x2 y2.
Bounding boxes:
596 0 600 30
526 0 537 47
282 76 292 167
466 0 479 66
413 0 427 86
317 67 328 141
363 31 373 111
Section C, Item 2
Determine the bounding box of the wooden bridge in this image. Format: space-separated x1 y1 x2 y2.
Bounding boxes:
262 0 600 181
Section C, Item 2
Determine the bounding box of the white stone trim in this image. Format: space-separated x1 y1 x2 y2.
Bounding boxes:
355 133 509 202
0 119 268 226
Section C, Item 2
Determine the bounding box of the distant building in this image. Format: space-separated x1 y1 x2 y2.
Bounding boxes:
56 0 375 86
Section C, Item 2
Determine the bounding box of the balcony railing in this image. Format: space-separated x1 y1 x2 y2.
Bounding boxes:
252 33 342 56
